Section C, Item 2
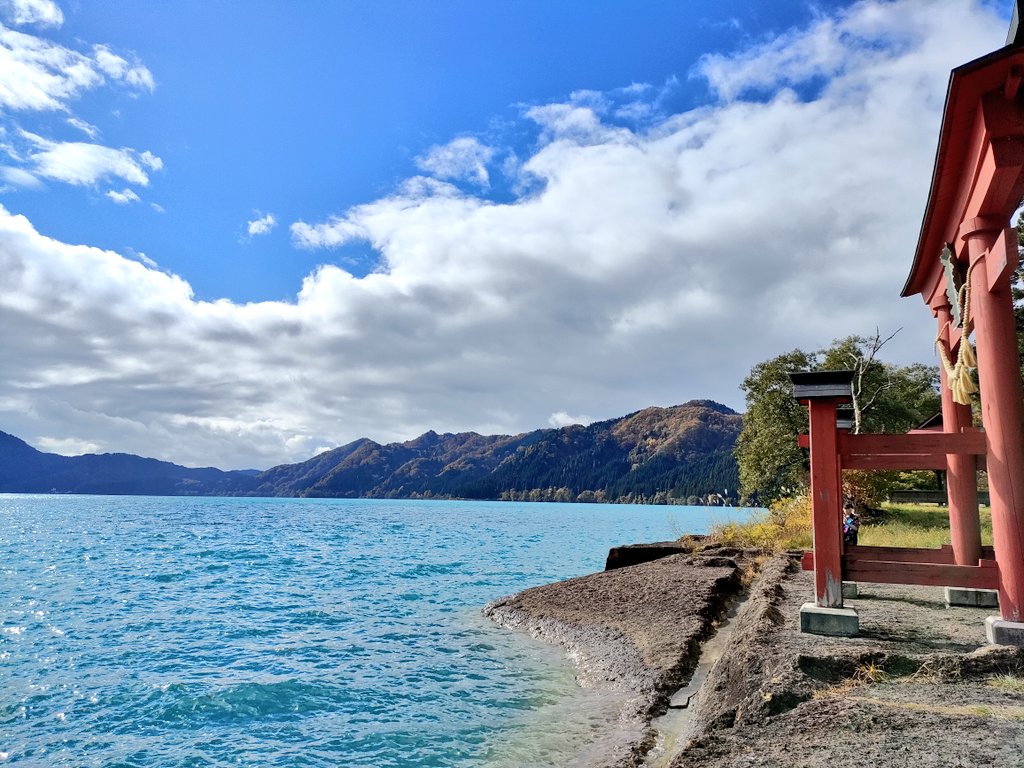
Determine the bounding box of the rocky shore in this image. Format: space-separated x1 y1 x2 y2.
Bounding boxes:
484 542 1024 767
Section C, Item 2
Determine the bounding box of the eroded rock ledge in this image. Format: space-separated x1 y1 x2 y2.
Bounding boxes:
487 546 1024 768
484 546 748 765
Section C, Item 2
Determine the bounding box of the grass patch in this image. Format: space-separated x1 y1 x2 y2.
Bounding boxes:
988 674 1024 694
857 521 953 548
859 503 993 549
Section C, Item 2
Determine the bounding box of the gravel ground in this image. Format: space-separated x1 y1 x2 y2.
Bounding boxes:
485 548 1024 768
677 557 1024 768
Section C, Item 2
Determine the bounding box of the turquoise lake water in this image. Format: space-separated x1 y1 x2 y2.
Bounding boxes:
0 495 752 767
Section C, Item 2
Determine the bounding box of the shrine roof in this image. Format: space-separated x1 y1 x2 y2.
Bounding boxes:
903 43 1024 299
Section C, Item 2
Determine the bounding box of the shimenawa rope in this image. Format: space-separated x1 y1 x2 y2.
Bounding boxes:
935 260 979 405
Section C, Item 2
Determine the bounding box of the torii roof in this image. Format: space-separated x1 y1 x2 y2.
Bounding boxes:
903 43 1024 300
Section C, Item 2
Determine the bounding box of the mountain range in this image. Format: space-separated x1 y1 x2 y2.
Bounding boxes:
0 400 741 503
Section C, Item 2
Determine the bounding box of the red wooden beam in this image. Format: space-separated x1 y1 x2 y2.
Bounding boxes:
841 454 955 471
846 545 955 564
802 545 996 569
846 544 996 564
801 550 815 571
845 559 999 590
835 431 987 471
986 226 1017 292
838 431 987 455
798 432 986 464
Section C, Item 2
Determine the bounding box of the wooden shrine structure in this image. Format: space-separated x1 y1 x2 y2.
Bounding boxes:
796 26 1024 644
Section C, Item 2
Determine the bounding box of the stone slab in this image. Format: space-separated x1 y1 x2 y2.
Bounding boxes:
604 541 691 570
985 616 1024 646
842 581 858 599
945 586 999 608
799 602 859 637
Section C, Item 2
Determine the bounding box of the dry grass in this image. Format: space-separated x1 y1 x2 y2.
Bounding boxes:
814 661 892 699
847 697 1024 720
708 494 812 551
709 497 992 552
988 674 1024 694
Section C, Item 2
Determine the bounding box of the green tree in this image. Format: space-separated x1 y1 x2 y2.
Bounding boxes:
735 348 817 505
736 335 941 505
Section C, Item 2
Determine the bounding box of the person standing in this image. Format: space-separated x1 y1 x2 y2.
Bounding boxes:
843 501 860 546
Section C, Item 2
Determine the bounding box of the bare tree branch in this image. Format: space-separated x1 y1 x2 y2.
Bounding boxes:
850 327 901 434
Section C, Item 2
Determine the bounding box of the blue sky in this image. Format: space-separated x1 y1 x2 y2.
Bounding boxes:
12 0 852 303
0 0 1011 468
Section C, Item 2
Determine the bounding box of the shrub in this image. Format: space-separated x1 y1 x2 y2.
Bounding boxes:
707 493 811 550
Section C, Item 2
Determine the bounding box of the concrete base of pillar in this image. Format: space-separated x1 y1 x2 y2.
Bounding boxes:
842 581 859 599
945 587 999 608
800 603 859 637
985 616 1024 646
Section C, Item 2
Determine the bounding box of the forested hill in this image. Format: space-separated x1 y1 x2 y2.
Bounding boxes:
0 430 255 496
252 400 742 503
0 400 742 503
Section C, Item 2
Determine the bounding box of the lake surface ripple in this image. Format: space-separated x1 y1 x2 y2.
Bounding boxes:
0 495 750 767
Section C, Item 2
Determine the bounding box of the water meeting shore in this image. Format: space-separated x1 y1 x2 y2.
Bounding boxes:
485 541 1024 767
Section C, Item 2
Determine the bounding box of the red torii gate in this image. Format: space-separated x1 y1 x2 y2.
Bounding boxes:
797 39 1024 645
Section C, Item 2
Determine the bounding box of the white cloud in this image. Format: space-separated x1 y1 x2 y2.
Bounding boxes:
526 103 621 145
138 150 162 170
105 187 139 205
35 436 100 455
22 132 161 186
124 248 159 269
0 0 1007 470
1 164 39 187
416 136 494 186
0 16 157 194
549 411 593 428
66 116 98 138
696 17 846 102
0 24 153 113
92 44 154 92
0 25 101 111
291 214 368 249
246 212 277 237
1 0 62 28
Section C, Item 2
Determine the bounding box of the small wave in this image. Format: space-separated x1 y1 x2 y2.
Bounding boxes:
150 571 189 583
288 609 352 629
376 631 412 642
152 679 346 725
396 561 467 579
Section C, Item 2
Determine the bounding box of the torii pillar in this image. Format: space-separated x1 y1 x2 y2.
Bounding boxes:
904 41 1024 644
791 370 859 637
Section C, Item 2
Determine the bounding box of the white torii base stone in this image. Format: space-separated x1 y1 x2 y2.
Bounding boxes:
800 603 859 637
985 616 1024 646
